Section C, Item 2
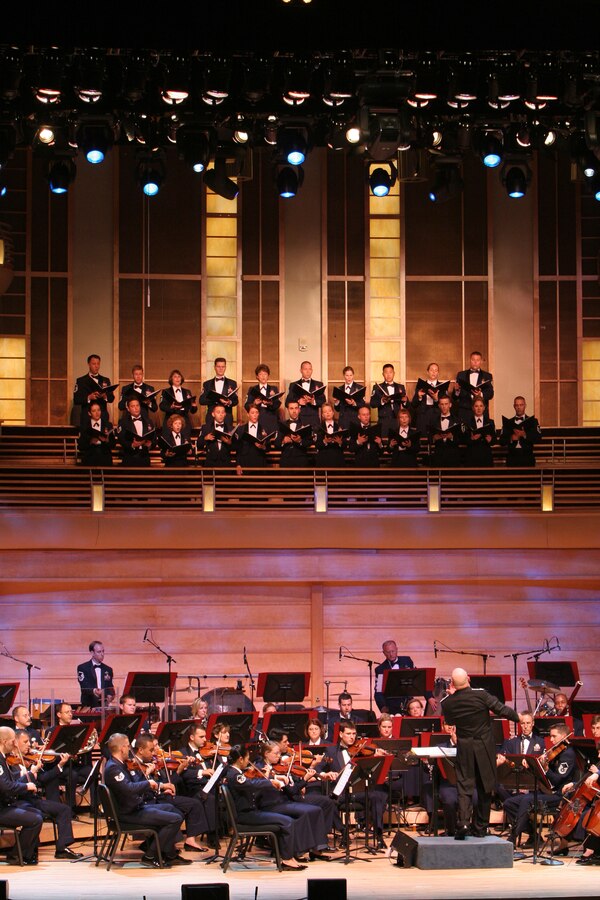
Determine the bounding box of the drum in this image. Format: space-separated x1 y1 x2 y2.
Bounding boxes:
201 687 254 714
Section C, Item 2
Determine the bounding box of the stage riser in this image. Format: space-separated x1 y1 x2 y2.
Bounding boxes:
393 833 513 869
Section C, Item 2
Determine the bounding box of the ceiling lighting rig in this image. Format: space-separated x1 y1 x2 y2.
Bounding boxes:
0 48 599 200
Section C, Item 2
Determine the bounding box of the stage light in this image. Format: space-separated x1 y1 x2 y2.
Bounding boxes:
0 49 23 101
368 162 397 197
451 54 479 102
489 52 521 103
345 126 361 144
431 130 443 148
202 56 230 104
583 157 596 178
530 54 560 102
277 165 304 198
80 125 111 165
124 53 148 103
505 167 526 198
0 125 16 170
177 128 211 173
233 130 249 144
33 50 64 104
47 158 76 194
428 163 463 203
322 52 354 106
0 179 7 198
161 55 190 105
413 51 439 101
73 51 105 103
37 126 55 145
204 156 238 200
480 133 503 168
136 154 166 197
592 175 600 202
278 129 308 165
243 56 271 103
282 56 313 103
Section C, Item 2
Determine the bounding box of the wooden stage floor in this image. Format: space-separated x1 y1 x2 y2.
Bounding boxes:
2 836 599 900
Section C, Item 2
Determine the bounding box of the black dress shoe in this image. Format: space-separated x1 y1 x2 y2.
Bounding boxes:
166 855 193 866
309 851 332 862
454 826 469 841
281 862 307 871
55 848 84 860
141 854 169 869
470 828 488 838
576 854 600 866
294 855 308 862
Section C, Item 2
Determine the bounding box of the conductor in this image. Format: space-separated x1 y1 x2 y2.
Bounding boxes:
440 667 520 840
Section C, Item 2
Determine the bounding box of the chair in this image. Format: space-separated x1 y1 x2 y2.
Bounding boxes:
219 784 282 873
95 783 165 870
0 826 23 866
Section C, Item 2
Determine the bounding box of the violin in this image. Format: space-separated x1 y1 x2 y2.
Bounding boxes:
540 732 573 769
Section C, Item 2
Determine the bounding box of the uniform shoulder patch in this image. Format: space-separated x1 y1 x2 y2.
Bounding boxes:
236 774 246 783
558 762 569 775
0 765 4 776
115 772 125 782
78 671 84 681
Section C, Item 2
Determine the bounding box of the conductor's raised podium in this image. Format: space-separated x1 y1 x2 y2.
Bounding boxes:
392 831 513 870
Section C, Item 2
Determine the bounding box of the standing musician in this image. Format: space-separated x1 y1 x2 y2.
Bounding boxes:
11 730 83 859
118 396 156 467
388 408 421 468
103 733 186 868
160 369 198 438
77 640 114 708
160 414 193 468
285 361 326 430
374 640 415 714
441 667 520 839
200 357 239 428
333 366 365 431
0 726 43 866
454 351 494 424
198 404 235 469
314 403 347 468
244 364 282 434
224 744 307 870
119 365 158 414
370 363 407 439
315 721 388 849
502 722 578 849
73 353 115 425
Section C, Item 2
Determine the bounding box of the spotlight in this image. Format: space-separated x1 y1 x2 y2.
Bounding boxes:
428 163 462 203
480 133 503 168
594 177 600 202
368 162 397 197
136 154 166 196
37 126 55 145
277 165 304 198
489 52 521 103
243 56 271 103
124 53 148 103
80 125 112 165
176 127 211 173
0 181 6 197
282 56 313 103
505 167 526 198
47 158 76 194
204 156 238 200
345 126 361 144
73 51 105 103
451 54 479 102
33 50 64 104
278 129 308 166
322 52 354 106
413 51 439 101
161 55 190 105
202 56 231 104
233 130 249 144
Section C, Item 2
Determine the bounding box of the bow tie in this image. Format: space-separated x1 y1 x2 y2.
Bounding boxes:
215 377 224 382
93 663 102 668
441 415 450 420
132 416 141 421
515 417 523 423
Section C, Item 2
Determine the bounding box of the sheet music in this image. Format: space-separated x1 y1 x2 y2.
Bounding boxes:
411 747 457 758
332 762 353 797
375 674 383 693
203 762 224 795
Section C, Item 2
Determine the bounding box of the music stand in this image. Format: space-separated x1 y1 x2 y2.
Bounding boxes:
573 699 600 718
330 721 385 744
491 718 512 747
469 674 512 703
381 668 435 713
97 713 145 749
504 754 556 865
257 672 310 711
155 719 199 751
399 716 442 738
45 723 95 756
261 710 314 743
123 671 177 724
206 711 258 744
333 756 392 863
527 660 580 688
0 682 19 715
533 715 573 737
373 738 418 832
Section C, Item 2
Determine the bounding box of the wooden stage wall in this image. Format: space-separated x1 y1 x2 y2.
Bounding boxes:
0 511 599 710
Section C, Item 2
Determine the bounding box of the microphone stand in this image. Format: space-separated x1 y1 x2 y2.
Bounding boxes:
243 648 255 708
340 648 375 714
0 647 40 711
503 638 556 713
144 634 176 722
433 642 496 675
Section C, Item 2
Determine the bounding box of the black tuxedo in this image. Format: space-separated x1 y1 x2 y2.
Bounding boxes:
78 417 115 467
0 751 43 860
455 368 494 422
77 658 115 706
411 380 449 433
118 410 155 467
428 413 461 467
349 422 381 467
285 378 325 428
388 427 421 468
200 377 238 427
160 431 193 467
499 414 542 467
500 733 545 757
119 381 158 413
370 381 407 438
334 382 364 430
315 422 347 468
159 387 197 437
198 423 234 468
316 744 387 831
73 373 115 424
374 656 415 713
277 420 312 467
463 415 496 467
234 423 271 468
244 384 282 433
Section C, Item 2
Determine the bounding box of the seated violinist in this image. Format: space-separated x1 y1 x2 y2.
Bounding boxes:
208 722 231 765
177 724 219 849
552 714 600 859
575 715 600 866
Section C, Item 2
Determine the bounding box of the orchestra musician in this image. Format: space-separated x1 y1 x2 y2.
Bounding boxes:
422 723 467 837
11 730 83 859
77 641 114 708
576 714 600 866
190 698 209 728
103 733 186 868
178 723 220 849
0 726 43 866
374 641 415 714
553 693 584 736
495 711 545 802
441 668 520 839
304 719 327 747
44 702 92 813
11 706 42 747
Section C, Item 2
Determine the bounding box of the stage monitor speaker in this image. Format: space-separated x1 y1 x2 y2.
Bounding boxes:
391 830 418 867
307 878 347 900
181 885 229 900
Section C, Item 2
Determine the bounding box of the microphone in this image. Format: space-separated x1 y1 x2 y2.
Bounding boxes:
143 629 149 642
434 641 438 658
339 646 342 661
